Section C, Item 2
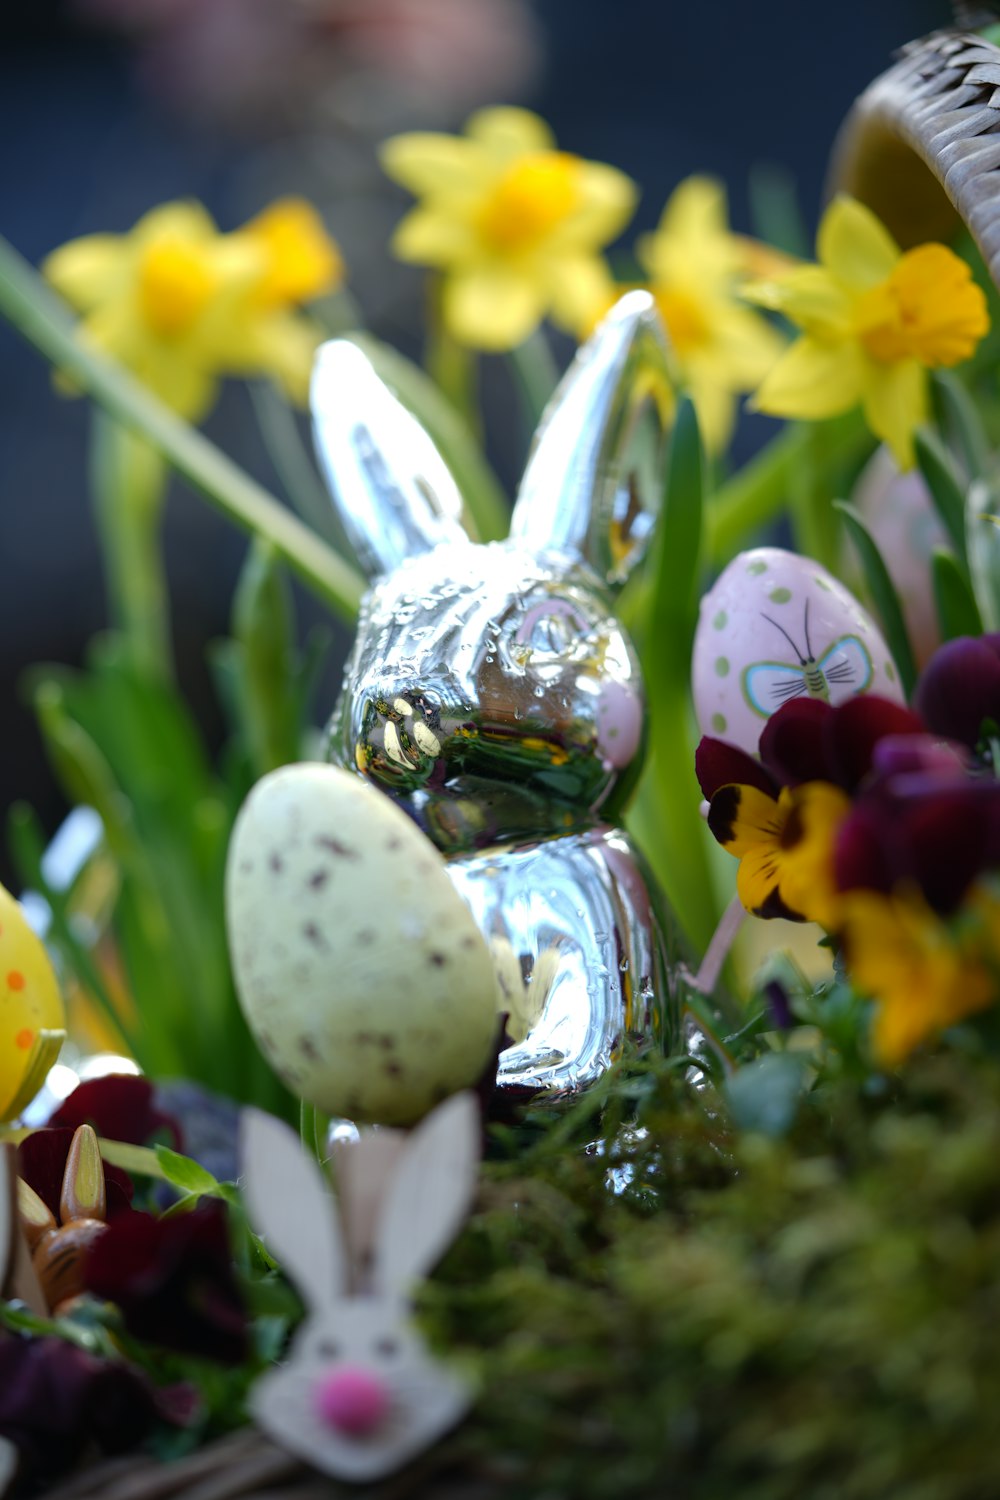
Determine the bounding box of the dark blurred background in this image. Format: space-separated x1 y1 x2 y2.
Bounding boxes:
0 0 950 886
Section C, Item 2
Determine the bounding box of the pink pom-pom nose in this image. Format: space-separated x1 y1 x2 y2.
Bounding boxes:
314 1365 391 1436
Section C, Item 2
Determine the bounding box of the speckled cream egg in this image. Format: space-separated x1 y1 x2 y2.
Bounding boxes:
692 546 904 754
225 763 500 1126
0 881 65 1121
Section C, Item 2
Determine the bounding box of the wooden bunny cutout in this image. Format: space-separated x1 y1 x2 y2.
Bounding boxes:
241 1092 480 1481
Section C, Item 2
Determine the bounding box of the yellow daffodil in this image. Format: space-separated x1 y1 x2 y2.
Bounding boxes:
380 106 637 350
708 778 850 926
635 177 786 453
746 195 989 468
841 883 999 1066
44 198 343 420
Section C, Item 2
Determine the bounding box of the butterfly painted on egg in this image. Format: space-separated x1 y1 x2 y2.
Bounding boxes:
741 600 873 717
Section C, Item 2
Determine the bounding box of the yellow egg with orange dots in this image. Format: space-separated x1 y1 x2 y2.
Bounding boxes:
0 880 66 1122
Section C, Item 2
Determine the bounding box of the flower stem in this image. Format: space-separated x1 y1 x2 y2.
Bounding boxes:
0 234 365 624
90 415 173 683
507 326 561 439
425 281 481 441
705 410 871 568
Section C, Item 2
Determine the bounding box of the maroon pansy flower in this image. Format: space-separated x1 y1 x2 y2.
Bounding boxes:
83 1200 249 1364
0 1336 157 1483
914 633 1000 751
696 693 928 805
48 1074 182 1150
834 772 1000 914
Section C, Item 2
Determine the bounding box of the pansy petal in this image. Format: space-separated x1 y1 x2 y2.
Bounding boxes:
758 698 832 785
914 634 1000 748
736 844 800 919
707 782 783 856
834 801 895 897
750 335 865 420
824 693 926 790
695 737 778 800
817 195 900 291
901 787 999 914
465 106 555 157
861 357 926 470
444 264 545 349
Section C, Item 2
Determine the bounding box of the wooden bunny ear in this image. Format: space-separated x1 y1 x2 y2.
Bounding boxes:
509 291 673 593
240 1109 348 1308
310 340 473 580
371 1092 481 1299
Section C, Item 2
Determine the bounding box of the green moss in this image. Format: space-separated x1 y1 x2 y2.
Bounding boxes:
408 1052 1000 1499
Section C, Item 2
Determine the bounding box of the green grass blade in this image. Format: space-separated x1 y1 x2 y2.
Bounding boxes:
932 546 983 640
0 234 364 622
833 500 917 700
914 429 968 566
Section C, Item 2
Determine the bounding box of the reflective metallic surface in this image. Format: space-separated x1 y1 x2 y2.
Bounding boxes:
327 539 646 854
314 294 678 1102
449 829 678 1100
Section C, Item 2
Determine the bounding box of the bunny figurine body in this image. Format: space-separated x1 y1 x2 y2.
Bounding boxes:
241 1093 480 1481
313 294 681 1102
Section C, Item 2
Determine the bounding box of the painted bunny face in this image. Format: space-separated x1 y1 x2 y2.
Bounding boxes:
313 294 671 857
241 1093 481 1483
253 1306 469 1482
327 538 645 855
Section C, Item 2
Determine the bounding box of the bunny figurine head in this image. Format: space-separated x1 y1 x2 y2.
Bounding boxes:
315 293 672 855
241 1092 480 1481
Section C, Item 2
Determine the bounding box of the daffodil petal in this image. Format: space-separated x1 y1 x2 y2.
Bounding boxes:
546 253 621 338
444 265 546 350
684 371 736 456
818 195 899 292
132 200 219 247
704 301 786 386
380 134 485 197
559 161 638 245
743 266 853 337
42 236 126 312
464 106 555 158
751 335 866 420
391 207 478 267
860 357 926 470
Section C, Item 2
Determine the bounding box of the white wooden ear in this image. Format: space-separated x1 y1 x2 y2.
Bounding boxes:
311 340 472 580
371 1092 481 1299
509 291 672 592
240 1109 347 1309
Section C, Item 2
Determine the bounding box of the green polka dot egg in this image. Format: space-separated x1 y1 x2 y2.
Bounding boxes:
225 763 501 1126
692 546 903 754
0 881 65 1122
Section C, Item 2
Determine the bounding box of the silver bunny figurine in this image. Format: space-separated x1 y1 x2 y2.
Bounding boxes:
312 292 681 1103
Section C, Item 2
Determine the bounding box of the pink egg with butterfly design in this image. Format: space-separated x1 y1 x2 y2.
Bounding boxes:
692 547 904 755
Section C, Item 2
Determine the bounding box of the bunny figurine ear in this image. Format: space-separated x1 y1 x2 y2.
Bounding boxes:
311 341 473 580
509 291 673 592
